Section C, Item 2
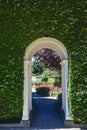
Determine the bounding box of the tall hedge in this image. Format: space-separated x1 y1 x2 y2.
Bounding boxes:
0 0 87 124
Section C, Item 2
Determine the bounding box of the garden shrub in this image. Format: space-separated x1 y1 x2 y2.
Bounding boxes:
36 87 50 96
53 76 61 86
36 83 61 97
0 0 87 124
36 83 51 96
42 77 48 82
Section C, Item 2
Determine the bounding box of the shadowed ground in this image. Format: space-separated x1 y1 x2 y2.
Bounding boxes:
30 92 64 129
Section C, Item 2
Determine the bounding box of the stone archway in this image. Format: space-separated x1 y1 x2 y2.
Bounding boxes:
22 37 71 124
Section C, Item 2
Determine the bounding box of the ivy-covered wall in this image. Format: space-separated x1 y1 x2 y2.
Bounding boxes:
0 0 87 124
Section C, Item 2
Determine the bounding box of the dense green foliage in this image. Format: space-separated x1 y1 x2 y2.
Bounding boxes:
32 60 44 75
0 0 87 124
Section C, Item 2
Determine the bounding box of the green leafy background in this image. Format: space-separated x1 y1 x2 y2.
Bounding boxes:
0 0 87 124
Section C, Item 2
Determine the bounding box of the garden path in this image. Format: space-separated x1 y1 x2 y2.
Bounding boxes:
30 90 64 129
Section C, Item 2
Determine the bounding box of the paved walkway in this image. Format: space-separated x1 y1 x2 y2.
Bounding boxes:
30 92 64 129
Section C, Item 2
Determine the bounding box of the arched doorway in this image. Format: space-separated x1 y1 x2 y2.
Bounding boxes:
22 37 71 124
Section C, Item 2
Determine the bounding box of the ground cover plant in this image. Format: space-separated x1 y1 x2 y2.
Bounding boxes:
0 0 87 124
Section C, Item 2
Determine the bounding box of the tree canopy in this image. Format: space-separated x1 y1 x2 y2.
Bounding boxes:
33 48 61 71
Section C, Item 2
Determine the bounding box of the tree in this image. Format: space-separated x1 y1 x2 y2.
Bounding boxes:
32 60 44 75
33 48 61 71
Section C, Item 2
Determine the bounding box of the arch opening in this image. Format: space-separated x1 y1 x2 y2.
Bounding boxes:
22 37 71 124
32 47 62 101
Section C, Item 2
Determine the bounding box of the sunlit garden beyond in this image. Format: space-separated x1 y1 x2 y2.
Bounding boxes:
32 48 62 98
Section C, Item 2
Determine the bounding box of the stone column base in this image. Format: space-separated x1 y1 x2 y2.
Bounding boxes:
20 120 30 127
64 120 74 127
20 109 34 127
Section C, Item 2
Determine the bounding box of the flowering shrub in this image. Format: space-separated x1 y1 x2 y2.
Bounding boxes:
36 82 61 97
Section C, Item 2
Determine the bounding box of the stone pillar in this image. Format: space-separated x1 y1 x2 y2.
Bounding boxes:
28 60 32 111
61 60 71 120
22 60 32 121
61 61 65 111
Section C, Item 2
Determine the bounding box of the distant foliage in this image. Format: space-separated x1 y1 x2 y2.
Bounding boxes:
33 48 61 71
0 0 87 124
32 60 44 75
